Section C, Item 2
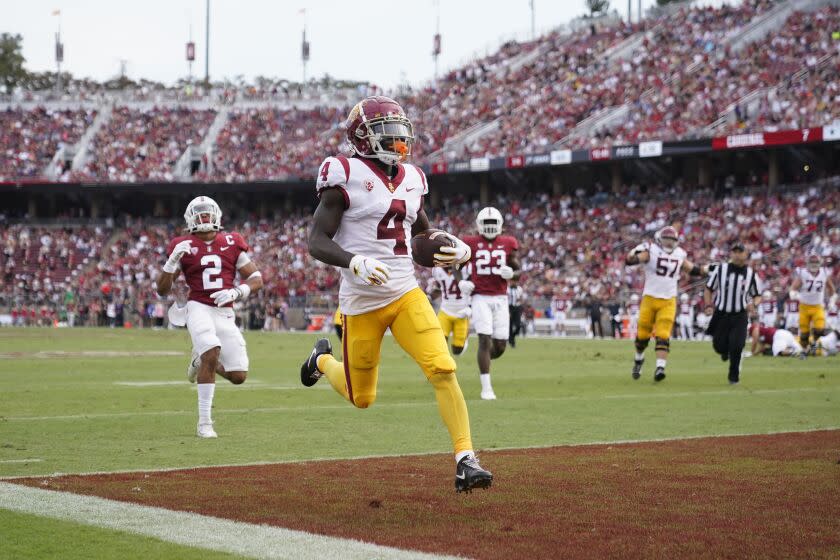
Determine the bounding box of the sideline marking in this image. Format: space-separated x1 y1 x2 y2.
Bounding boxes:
3 427 837 481
0 482 459 560
0 350 185 360
3 386 833 422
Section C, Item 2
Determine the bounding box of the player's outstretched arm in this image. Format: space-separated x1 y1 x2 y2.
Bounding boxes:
155 269 179 297
682 259 705 277
308 189 355 268
790 276 802 293
625 243 649 265
826 277 836 298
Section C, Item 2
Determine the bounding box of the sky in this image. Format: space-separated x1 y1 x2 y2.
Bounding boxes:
2 0 687 89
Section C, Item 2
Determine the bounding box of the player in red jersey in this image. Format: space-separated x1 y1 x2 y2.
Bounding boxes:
156 196 264 438
461 207 520 400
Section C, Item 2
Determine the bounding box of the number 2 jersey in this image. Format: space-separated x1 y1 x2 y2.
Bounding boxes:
165 231 250 307
462 235 519 296
316 154 428 315
641 242 687 300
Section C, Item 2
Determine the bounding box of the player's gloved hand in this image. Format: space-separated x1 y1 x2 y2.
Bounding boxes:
210 284 250 307
631 243 648 256
434 234 471 266
789 290 800 300
462 307 472 319
163 240 192 273
498 265 514 280
458 280 475 296
349 254 391 286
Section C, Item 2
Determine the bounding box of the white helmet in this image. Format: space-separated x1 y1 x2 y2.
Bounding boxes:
654 225 679 254
476 207 503 239
630 294 640 303
184 196 222 233
680 293 689 303
806 253 821 273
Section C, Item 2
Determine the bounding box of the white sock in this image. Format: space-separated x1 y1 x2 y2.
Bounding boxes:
197 383 215 424
455 450 474 464
479 373 493 392
656 358 666 369
634 352 644 361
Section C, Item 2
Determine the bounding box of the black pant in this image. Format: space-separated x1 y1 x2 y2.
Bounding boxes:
509 305 523 345
711 311 748 382
590 315 604 338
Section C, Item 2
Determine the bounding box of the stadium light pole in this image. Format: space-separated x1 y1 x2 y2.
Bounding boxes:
204 0 210 86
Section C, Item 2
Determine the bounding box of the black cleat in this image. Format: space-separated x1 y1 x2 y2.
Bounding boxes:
631 359 643 380
300 338 332 387
455 455 493 493
653 367 666 382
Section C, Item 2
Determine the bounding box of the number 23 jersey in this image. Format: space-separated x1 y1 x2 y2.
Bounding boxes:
462 235 519 296
642 242 686 300
316 155 428 315
166 231 250 307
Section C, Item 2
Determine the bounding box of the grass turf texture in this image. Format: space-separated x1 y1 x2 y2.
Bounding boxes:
0 327 837 478
0 508 244 560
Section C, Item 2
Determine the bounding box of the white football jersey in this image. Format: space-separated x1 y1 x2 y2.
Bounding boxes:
431 266 470 318
797 267 828 306
316 155 428 315
641 243 687 299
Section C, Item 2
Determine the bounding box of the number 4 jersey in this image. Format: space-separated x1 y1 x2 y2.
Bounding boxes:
316 155 428 315
462 235 519 296
642 242 687 300
166 231 250 307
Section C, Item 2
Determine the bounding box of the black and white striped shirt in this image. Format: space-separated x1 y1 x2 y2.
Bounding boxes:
507 285 524 307
706 262 762 313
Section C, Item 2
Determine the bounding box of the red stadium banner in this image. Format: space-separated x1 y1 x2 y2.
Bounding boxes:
712 127 823 150
507 155 525 168
430 162 448 175
590 147 611 161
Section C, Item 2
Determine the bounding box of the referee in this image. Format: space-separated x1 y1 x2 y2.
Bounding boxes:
508 279 525 348
704 242 762 384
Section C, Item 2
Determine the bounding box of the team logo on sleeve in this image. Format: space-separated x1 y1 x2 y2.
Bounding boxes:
364 179 374 192
190 247 199 255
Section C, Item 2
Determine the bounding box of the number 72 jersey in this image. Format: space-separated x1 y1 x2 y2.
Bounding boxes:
642 242 687 300
166 232 250 307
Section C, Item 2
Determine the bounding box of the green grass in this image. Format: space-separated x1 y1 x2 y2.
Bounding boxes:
0 509 244 560
0 328 837 478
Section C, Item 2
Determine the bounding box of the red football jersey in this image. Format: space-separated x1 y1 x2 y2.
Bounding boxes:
166 231 249 307
463 234 519 296
753 324 776 344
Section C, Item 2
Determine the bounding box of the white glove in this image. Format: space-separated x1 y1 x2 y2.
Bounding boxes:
349 254 391 286
789 290 800 300
458 280 475 296
461 307 472 319
631 243 648 256
434 234 471 266
210 284 250 307
498 265 514 280
163 240 192 273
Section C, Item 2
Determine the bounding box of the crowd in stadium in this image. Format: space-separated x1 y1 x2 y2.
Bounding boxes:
1 3 838 183
2 179 837 331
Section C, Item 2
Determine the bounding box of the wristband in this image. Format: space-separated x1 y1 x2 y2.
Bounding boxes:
162 261 179 274
237 283 251 300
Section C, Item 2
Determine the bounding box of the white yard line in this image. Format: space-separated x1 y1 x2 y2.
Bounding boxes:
2 426 837 481
3 386 833 422
0 350 185 359
0 482 461 560
0 459 42 464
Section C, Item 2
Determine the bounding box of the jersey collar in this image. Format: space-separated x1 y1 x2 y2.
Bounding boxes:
359 158 405 193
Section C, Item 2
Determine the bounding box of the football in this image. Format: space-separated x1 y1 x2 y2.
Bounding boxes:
411 229 455 267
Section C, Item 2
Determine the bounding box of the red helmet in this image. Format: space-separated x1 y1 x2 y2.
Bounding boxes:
345 96 414 166
655 225 679 253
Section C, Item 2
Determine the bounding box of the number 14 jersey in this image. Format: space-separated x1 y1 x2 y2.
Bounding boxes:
316 155 429 315
642 242 687 300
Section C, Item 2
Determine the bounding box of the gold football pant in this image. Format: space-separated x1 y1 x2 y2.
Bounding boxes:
317 288 473 454
437 310 470 348
799 303 825 337
637 295 677 341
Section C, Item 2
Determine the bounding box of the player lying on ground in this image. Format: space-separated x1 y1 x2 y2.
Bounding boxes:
625 226 705 382
156 196 263 438
750 323 802 357
298 96 492 492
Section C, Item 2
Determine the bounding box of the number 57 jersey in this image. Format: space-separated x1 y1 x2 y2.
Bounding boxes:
642 242 687 300
316 155 429 315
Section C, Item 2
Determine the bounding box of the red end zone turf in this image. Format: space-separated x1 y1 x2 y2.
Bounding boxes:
13 430 840 560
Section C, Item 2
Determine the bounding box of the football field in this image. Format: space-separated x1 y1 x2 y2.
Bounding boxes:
1 327 838 559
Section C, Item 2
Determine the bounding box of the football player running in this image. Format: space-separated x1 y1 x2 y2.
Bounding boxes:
625 226 704 381
427 264 472 355
462 207 521 400
156 196 263 438
790 253 836 357
299 96 492 493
